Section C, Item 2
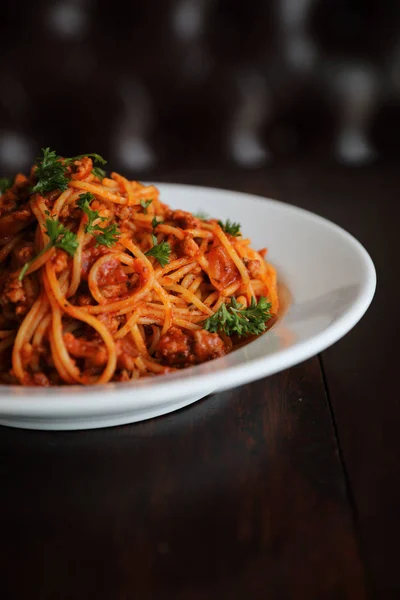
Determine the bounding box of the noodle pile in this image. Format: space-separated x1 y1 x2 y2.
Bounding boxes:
0 154 279 386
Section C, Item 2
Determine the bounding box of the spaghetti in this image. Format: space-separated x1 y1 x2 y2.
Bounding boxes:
0 151 279 386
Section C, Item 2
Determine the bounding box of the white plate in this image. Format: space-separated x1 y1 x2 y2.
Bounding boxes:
0 183 376 430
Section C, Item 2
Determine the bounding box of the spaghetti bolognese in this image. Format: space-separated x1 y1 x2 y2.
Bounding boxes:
0 149 279 386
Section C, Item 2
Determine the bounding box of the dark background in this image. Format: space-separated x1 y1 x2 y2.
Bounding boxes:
1 0 400 175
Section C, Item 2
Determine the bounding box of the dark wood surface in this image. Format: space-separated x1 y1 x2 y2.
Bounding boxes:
1 164 398 600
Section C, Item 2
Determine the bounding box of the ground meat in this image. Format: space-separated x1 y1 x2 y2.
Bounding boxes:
60 203 82 220
96 258 129 299
99 259 128 286
192 329 226 363
32 372 50 387
96 312 124 334
0 269 33 321
179 236 199 258
206 245 240 290
115 205 136 220
15 243 35 266
170 210 200 230
64 332 108 367
81 244 115 280
156 326 195 367
0 271 37 318
2 273 27 305
52 249 69 274
246 259 261 279
100 285 126 299
157 326 227 367
64 331 139 374
75 294 93 306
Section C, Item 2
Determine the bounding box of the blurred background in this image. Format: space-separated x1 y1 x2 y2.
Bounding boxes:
1 0 400 176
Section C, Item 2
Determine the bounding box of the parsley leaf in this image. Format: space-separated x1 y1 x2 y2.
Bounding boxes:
145 235 171 267
77 193 105 233
46 218 79 255
193 211 208 220
151 217 164 229
45 219 69 249
93 223 120 248
31 148 68 194
92 166 106 179
0 177 12 195
31 148 107 194
140 199 153 213
77 192 119 247
218 219 241 237
72 153 106 165
203 296 272 337
19 217 78 281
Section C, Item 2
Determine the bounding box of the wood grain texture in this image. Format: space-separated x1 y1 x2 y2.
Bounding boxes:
290 166 399 600
0 358 367 600
158 164 398 599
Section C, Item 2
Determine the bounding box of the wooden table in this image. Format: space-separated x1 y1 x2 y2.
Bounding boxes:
1 164 398 600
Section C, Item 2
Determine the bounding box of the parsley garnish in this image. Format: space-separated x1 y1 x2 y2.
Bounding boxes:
19 217 78 281
77 193 103 232
152 216 163 228
140 199 152 213
203 296 272 337
92 223 120 248
0 177 12 195
31 148 67 194
218 219 241 237
77 192 119 247
92 166 106 179
193 211 208 220
31 148 107 194
45 218 79 255
68 153 106 166
145 234 171 267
